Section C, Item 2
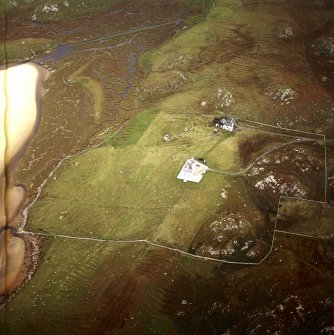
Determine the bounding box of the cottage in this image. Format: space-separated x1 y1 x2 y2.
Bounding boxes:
212 115 236 132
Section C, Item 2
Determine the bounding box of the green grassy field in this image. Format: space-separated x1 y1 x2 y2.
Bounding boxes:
25 103 322 263
27 111 239 249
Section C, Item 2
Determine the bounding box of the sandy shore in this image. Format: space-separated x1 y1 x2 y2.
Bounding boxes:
0 62 49 226
0 62 49 295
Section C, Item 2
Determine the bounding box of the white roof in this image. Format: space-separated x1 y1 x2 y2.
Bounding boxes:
177 158 208 183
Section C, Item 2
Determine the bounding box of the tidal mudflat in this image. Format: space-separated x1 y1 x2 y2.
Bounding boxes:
0 63 48 298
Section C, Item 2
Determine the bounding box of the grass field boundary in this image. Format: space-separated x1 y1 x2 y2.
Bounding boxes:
324 138 328 202
274 229 321 240
241 119 326 139
22 192 330 267
21 231 266 266
278 195 327 205
257 197 280 265
275 195 334 239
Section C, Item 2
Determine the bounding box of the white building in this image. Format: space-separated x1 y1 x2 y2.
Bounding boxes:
213 115 236 132
177 158 208 183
